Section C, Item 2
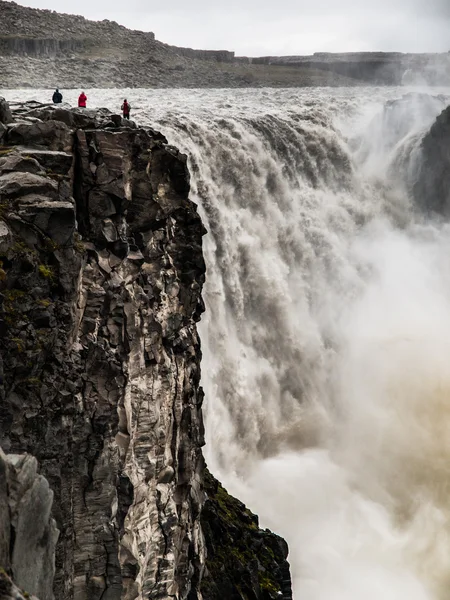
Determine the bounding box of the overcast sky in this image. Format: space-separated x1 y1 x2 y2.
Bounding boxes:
13 0 450 56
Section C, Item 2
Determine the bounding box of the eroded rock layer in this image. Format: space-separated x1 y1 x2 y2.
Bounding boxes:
0 98 292 600
0 447 58 600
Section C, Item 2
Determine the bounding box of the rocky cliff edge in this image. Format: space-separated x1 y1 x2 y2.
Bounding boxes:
0 98 291 600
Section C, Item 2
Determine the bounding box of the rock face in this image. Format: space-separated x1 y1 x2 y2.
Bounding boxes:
0 569 39 600
201 471 292 600
413 104 450 217
0 99 292 599
0 448 58 600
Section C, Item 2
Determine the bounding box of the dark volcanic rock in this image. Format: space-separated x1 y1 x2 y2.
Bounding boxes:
0 171 58 197
0 152 45 175
5 120 73 151
0 448 58 600
22 104 136 131
0 98 13 124
413 104 450 216
0 100 292 600
0 101 207 600
201 470 292 600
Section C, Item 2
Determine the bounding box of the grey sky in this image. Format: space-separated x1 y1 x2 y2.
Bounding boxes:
13 0 450 56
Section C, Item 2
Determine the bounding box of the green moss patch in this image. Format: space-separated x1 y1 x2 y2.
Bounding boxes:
200 468 289 600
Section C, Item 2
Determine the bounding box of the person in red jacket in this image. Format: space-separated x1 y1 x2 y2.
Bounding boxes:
121 99 130 119
78 92 87 108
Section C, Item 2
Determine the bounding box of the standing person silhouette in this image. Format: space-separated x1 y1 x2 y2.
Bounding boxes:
52 88 62 103
78 91 87 108
121 99 130 119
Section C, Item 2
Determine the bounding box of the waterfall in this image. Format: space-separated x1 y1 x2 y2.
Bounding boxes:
4 87 450 599
144 88 450 599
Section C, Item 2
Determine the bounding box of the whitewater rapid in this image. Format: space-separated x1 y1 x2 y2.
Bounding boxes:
4 87 450 599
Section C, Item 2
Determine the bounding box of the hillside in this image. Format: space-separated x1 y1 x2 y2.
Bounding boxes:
0 0 359 88
250 51 450 85
2 0 449 88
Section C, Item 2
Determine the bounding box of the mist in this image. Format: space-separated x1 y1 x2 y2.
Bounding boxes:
187 89 450 599
134 87 450 599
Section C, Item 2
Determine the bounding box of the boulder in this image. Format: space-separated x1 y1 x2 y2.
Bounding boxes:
0 98 13 125
0 152 44 175
0 171 57 198
6 120 73 151
0 220 12 254
14 147 73 175
15 195 76 245
0 448 58 600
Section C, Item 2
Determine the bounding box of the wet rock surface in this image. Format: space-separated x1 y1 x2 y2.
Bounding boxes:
413 104 450 216
201 470 292 600
0 99 292 599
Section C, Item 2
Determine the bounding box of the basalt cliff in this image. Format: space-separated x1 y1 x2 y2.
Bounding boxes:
0 98 292 600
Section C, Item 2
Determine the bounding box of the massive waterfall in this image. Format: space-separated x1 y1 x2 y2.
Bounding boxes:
4 87 450 598
145 88 450 600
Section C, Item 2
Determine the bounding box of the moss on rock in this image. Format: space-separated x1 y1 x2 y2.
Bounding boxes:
200 469 292 600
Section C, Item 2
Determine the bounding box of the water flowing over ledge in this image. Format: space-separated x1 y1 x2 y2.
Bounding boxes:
130 87 450 600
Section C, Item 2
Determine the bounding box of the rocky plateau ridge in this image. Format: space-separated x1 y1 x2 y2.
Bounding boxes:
2 1 450 88
0 97 292 600
0 0 364 88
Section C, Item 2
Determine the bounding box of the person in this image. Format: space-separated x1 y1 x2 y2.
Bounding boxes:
121 99 130 119
78 92 87 108
52 88 62 103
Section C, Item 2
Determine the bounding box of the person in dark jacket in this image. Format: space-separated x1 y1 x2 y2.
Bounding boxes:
78 92 87 108
52 88 63 103
121 99 130 119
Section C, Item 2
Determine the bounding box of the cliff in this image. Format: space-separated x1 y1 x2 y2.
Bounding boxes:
0 98 291 600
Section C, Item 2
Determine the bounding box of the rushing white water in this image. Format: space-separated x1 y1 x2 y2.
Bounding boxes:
4 86 450 598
